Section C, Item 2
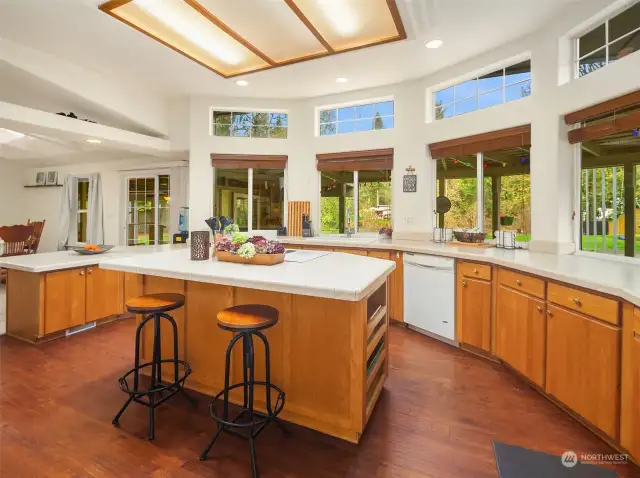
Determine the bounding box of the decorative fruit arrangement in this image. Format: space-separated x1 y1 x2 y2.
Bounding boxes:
83 244 102 252
215 232 284 260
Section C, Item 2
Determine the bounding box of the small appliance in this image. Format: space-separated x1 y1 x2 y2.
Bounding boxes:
302 214 313 237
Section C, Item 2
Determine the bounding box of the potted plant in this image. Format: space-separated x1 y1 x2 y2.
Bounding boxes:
214 231 286 266
500 214 515 226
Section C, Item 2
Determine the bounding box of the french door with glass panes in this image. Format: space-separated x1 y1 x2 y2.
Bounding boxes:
125 175 170 246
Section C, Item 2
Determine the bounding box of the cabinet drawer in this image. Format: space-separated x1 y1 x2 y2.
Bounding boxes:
498 268 545 299
548 283 619 326
368 250 391 260
336 248 368 256
633 307 640 335
458 262 491 281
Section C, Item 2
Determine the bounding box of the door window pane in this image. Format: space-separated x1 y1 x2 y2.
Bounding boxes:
158 174 170 245
77 212 87 243
357 170 391 232
251 169 284 231
127 176 157 245
215 169 249 232
320 171 354 234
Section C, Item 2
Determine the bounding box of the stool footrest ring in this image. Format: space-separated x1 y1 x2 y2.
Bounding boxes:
117 360 192 397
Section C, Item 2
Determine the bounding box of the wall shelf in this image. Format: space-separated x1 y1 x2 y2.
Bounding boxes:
24 184 63 188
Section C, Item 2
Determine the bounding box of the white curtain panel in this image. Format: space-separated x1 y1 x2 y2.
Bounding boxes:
56 175 74 250
86 173 104 245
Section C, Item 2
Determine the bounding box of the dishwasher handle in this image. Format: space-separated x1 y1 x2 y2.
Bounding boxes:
405 261 453 271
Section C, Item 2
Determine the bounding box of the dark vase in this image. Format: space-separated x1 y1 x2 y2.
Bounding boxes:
191 231 210 260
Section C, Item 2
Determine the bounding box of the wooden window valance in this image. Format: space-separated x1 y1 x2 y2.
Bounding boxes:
428 125 531 159
210 154 287 169
316 148 394 171
564 89 640 144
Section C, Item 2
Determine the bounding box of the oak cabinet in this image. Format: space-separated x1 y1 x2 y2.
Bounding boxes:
86 267 123 323
546 304 620 438
44 268 87 335
495 285 546 387
621 304 640 459
456 272 491 352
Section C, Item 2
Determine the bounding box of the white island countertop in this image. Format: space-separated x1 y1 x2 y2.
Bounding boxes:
0 245 186 273
99 249 396 301
281 236 640 308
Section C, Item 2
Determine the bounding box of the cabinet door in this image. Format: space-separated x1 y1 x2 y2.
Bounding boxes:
389 252 403 322
44 268 86 335
546 304 620 438
456 277 491 351
621 304 640 459
86 267 123 323
496 286 546 387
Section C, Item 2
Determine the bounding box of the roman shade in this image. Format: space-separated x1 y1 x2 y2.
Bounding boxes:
210 153 287 169
316 148 394 171
565 90 640 144
428 125 531 159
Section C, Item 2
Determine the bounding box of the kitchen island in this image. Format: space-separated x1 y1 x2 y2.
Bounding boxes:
99 248 395 443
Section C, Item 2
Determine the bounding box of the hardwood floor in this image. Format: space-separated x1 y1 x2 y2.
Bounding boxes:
1 318 638 477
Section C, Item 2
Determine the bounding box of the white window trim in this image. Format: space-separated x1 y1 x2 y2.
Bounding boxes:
574 1 640 78
317 169 392 237
212 167 288 235
315 95 394 137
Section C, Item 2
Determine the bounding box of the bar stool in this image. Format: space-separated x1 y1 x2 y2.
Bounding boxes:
200 304 286 478
112 293 195 440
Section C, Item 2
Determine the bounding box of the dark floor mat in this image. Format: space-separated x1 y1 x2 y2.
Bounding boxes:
494 442 619 478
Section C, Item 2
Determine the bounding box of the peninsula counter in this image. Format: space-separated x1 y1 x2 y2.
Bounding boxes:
99 248 396 443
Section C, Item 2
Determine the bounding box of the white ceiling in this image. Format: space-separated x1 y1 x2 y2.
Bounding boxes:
0 0 579 100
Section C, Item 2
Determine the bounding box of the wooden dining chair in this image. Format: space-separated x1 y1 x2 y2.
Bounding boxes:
26 219 46 254
0 224 35 284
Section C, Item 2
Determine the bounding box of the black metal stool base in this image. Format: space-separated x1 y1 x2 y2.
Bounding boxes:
112 311 194 440
199 329 287 478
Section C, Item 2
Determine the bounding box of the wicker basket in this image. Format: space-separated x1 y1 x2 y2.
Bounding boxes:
453 231 487 243
215 251 285 266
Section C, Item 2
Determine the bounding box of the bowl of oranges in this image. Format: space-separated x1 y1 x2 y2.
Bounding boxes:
69 244 115 255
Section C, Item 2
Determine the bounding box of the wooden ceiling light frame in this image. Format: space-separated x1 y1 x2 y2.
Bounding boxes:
99 0 407 79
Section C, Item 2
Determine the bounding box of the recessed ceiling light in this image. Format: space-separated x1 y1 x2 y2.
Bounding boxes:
235 80 249 86
425 39 444 49
86 139 102 144
336 77 349 83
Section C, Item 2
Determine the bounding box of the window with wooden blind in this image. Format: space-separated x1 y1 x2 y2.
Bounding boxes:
317 149 393 234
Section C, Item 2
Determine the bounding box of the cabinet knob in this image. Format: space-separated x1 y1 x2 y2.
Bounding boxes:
536 306 543 313
546 309 553 317
572 297 581 306
461 280 467 287
516 280 522 286
80 270 85 276
473 268 479 274
88 268 93 274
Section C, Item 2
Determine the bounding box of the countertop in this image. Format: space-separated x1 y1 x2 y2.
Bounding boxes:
0 245 186 273
99 249 396 301
280 236 640 308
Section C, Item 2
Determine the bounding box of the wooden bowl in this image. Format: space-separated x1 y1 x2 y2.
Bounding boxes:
453 231 486 243
215 251 285 266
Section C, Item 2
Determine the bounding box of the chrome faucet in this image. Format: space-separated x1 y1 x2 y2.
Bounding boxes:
345 208 353 238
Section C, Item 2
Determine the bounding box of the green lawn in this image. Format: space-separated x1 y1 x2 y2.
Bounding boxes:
581 234 640 253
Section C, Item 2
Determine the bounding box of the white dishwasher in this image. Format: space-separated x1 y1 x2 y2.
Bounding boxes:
403 252 456 343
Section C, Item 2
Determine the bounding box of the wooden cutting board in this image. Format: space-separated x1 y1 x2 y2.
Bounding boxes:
287 201 311 237
446 241 496 249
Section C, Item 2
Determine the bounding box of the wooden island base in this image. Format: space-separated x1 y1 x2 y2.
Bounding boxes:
132 274 390 444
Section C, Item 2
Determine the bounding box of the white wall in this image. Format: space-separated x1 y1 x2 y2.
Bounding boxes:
183 0 640 253
22 157 187 252
0 159 26 225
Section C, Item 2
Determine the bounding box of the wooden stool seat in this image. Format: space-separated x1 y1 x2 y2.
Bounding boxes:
217 304 279 331
126 293 185 314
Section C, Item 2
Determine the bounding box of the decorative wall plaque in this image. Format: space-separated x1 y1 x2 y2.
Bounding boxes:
403 165 417 192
